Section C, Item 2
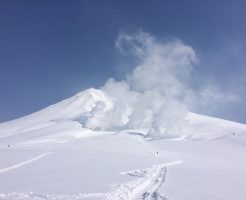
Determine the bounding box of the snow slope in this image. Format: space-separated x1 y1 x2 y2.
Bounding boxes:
0 88 246 200
1 88 245 142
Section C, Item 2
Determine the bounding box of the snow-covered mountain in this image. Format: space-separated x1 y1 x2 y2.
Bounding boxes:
0 88 246 200
1 88 245 142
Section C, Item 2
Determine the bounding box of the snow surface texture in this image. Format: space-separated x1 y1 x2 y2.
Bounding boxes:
0 161 182 200
0 88 246 200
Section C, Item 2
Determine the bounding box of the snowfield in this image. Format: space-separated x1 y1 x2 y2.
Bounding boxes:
0 89 246 200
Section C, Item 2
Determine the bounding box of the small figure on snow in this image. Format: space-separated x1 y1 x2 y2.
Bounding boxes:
156 151 159 156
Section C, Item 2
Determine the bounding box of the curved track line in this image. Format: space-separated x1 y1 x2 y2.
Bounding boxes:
0 152 51 175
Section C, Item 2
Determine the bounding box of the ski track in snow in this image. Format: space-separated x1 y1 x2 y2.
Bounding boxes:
0 161 182 200
107 161 183 200
0 152 51 175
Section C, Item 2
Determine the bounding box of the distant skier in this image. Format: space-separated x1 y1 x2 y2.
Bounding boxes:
8 144 10 148
233 132 236 136
156 151 158 156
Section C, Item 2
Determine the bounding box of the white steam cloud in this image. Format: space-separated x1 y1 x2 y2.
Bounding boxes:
84 31 240 138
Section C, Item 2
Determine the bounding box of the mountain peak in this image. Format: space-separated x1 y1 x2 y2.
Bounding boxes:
0 88 246 141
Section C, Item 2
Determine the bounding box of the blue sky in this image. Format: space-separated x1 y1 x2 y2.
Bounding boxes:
0 0 246 123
